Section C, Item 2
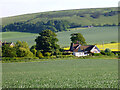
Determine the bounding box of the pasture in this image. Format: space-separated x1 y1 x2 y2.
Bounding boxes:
2 59 118 88
1 26 118 47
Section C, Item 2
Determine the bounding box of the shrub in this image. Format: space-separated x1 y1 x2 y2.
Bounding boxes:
44 52 51 57
105 48 111 53
50 55 56 59
100 50 106 55
110 41 117 43
106 52 115 56
56 55 74 58
37 50 44 58
17 47 33 57
101 49 115 56
54 51 63 55
31 49 37 55
2 45 17 57
30 45 37 55
92 53 102 56
118 53 120 56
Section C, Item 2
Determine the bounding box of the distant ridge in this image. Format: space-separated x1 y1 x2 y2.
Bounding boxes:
1 7 119 33
2 7 118 26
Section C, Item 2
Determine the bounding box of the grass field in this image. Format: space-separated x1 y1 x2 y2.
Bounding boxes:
2 59 118 88
1 26 118 47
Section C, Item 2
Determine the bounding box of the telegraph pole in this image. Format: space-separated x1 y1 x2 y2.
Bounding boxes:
102 41 104 50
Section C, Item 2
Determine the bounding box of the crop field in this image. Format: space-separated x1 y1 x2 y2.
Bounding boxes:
57 26 118 47
1 32 38 47
1 26 118 47
96 43 120 51
2 59 118 88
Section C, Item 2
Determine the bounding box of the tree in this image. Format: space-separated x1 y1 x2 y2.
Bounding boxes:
15 41 33 57
70 33 87 45
35 30 60 54
15 40 29 49
17 47 33 57
104 48 115 56
105 48 111 53
30 45 37 55
2 44 17 57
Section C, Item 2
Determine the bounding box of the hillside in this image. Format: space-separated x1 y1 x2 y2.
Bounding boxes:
2 7 118 27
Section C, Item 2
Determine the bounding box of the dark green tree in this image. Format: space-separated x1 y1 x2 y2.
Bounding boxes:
35 30 60 54
70 33 87 45
104 48 114 56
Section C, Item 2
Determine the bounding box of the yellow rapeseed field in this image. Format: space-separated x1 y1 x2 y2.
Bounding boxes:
96 43 120 51
64 43 120 51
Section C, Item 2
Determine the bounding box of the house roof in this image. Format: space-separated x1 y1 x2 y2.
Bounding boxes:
70 43 95 52
70 43 80 51
80 45 94 51
0 41 14 47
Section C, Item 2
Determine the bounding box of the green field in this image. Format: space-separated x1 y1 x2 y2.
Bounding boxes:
1 26 118 47
1 32 38 47
2 59 118 88
57 26 118 47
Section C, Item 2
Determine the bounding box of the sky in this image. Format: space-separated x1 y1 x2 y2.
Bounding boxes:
0 0 119 18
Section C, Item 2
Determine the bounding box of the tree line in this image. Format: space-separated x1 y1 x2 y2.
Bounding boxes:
2 20 70 33
2 19 119 33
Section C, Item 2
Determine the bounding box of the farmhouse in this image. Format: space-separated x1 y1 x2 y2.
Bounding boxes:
68 43 100 57
0 41 15 47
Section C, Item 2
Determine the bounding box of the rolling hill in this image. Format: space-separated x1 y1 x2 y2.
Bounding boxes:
2 7 118 27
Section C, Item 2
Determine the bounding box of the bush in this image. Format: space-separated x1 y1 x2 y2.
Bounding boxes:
101 50 115 56
105 48 111 53
50 55 57 59
30 45 37 55
92 53 102 56
37 50 44 58
44 52 51 57
56 55 74 58
54 51 63 55
17 47 33 57
2 45 17 57
100 50 106 55
31 49 37 55
110 41 117 43
118 53 120 56
106 52 115 56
